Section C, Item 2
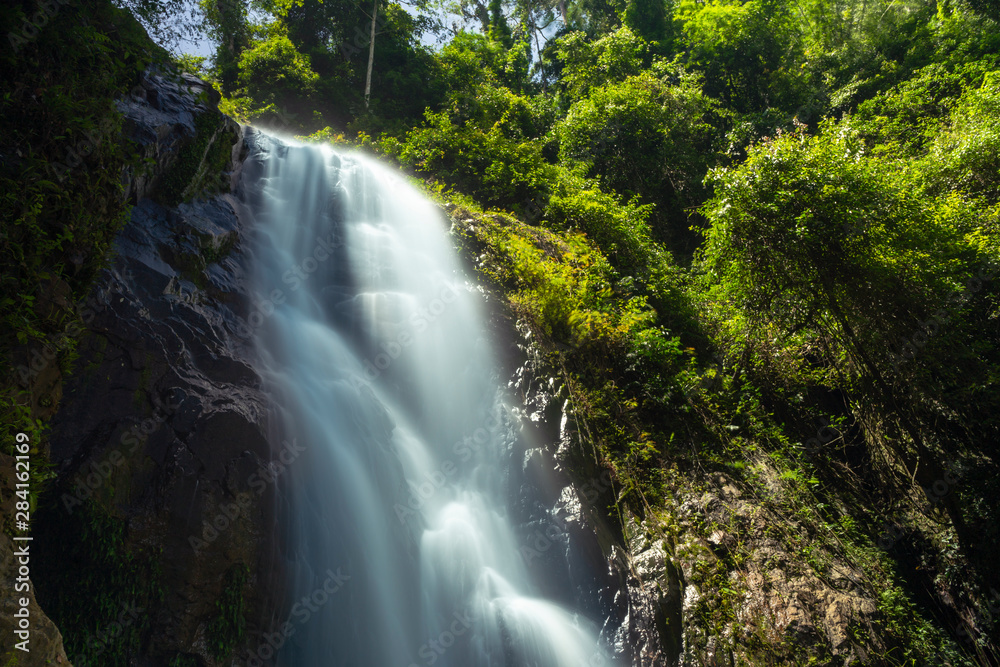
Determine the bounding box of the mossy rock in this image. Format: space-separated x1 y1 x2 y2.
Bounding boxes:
157 110 240 207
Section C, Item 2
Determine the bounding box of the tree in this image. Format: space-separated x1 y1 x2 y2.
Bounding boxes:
555 26 647 99
488 0 514 46
699 124 998 556
115 0 201 48
555 65 716 248
200 0 251 92
255 0 357 56
677 0 805 113
623 0 669 47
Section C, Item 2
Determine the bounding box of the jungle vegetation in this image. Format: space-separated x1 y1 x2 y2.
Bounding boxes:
4 0 1000 662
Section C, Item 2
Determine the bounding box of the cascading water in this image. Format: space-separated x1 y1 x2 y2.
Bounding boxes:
242 130 617 667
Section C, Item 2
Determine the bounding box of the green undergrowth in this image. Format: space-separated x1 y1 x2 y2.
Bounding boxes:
157 109 238 207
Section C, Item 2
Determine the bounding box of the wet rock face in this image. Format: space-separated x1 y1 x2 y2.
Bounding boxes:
498 329 685 667
117 69 233 204
619 522 684 667
674 472 882 667
29 70 283 665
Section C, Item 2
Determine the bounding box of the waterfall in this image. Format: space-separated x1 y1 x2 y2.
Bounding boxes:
242 131 614 667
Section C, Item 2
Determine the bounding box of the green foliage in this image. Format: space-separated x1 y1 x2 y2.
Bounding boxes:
698 111 1000 649
677 0 806 113
624 0 671 46
157 110 238 206
175 53 208 76
555 65 717 244
555 27 648 99
697 122 995 436
199 0 252 91
438 31 530 96
488 0 514 46
0 395 50 523
545 178 657 275
353 5 448 125
852 60 997 156
237 31 320 92
391 104 556 209
921 71 1000 202
262 0 358 56
226 31 320 119
505 229 656 347
701 125 961 338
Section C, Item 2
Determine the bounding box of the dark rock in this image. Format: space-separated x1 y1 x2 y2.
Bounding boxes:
118 68 240 206
28 66 284 666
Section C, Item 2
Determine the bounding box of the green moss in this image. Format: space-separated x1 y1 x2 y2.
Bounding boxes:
206 563 249 660
174 251 209 290
200 231 238 265
157 110 238 207
132 355 153 409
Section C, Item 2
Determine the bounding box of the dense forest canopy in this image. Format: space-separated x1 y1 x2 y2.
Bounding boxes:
4 0 1000 662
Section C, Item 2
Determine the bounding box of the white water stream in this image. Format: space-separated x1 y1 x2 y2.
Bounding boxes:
244 132 611 667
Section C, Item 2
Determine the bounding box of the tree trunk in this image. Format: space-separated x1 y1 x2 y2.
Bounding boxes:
364 0 377 109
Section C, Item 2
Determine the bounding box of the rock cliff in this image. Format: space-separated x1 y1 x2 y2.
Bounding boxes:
19 68 284 666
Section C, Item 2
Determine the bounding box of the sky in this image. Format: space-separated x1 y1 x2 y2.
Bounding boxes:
158 0 458 60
